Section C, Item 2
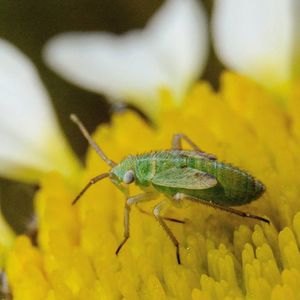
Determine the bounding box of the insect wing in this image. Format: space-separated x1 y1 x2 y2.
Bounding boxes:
152 167 217 190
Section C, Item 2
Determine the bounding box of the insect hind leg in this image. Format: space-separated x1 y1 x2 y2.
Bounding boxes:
172 133 216 160
136 204 185 224
174 193 270 224
153 200 181 264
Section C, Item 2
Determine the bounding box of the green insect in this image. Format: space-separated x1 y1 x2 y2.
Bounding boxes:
71 114 269 264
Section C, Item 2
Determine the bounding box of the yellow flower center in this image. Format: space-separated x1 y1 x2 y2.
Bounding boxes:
6 72 300 299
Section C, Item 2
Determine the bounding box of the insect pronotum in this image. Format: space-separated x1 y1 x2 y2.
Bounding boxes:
71 114 269 264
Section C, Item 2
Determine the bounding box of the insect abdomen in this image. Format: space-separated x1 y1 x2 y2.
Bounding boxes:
193 157 264 205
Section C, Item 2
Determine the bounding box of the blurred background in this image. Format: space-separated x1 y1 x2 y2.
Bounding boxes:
0 0 223 233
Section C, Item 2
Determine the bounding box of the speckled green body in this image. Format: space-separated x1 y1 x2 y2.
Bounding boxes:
111 150 265 206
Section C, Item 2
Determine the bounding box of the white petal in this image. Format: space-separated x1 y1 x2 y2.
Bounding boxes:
212 0 298 88
146 0 208 101
43 0 208 116
0 39 80 183
44 32 166 116
292 1 300 77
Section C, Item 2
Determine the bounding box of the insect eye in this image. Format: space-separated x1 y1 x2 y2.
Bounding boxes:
123 170 135 184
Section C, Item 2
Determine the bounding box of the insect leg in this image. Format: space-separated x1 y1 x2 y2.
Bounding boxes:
136 205 185 223
153 200 181 264
72 173 110 205
172 133 216 160
116 192 158 255
174 193 270 224
172 133 201 150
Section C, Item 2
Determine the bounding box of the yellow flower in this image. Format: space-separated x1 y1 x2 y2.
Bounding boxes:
6 72 300 299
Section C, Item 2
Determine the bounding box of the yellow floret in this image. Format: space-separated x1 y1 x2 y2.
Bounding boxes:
6 72 300 299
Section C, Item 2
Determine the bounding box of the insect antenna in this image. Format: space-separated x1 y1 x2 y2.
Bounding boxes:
72 173 110 205
70 114 116 167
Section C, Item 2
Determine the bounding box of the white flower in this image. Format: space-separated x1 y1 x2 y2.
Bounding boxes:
43 0 208 118
0 39 80 183
212 0 300 94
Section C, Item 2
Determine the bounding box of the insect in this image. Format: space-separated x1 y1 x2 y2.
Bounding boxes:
70 114 269 264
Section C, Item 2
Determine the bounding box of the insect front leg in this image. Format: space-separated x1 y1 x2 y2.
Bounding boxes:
173 193 270 224
115 192 158 256
153 200 182 264
172 133 216 160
